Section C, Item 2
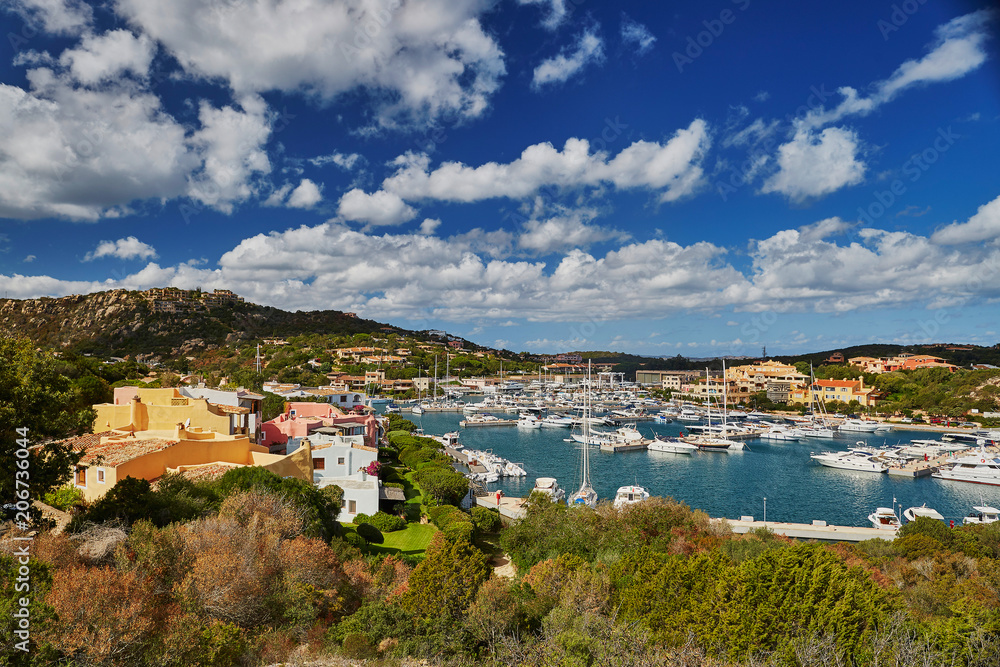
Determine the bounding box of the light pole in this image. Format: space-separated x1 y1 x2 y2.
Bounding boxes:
763 497 767 524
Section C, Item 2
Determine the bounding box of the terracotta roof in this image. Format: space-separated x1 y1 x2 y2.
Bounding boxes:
58 431 178 466
170 463 240 482
209 402 250 414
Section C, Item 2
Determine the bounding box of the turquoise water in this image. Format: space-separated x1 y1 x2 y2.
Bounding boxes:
405 409 999 528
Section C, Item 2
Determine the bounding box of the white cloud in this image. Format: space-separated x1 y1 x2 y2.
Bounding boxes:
308 152 361 170
931 194 1000 245
337 188 417 227
58 30 155 85
800 10 994 130
6 0 93 36
24 254 36 263
83 236 157 261
286 179 323 209
621 16 656 55
753 91 770 103
419 218 442 235
532 28 604 90
517 211 628 255
761 128 865 202
114 0 506 127
517 0 567 30
185 95 272 213
381 119 710 204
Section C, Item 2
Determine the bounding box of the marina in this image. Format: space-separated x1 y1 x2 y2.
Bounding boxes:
398 404 1000 529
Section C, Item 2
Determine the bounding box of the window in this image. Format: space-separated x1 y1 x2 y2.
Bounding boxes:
97 469 105 484
290 409 296 417
314 459 325 470
348 500 357 513
337 457 345 465
340 395 346 402
75 466 87 487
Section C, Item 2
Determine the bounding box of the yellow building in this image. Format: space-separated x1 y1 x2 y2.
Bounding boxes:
95 388 256 441
724 360 809 399
788 378 879 408
59 423 312 502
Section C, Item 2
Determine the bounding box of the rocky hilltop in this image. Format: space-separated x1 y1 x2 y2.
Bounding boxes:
0 290 393 359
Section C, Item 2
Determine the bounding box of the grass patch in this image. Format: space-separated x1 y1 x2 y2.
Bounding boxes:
340 520 437 559
401 471 425 522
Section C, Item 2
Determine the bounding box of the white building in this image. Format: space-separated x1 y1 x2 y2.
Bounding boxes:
286 432 381 518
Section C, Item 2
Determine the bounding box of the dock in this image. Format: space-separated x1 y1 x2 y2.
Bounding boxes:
442 445 488 474
475 494 527 521
459 418 517 427
715 517 897 542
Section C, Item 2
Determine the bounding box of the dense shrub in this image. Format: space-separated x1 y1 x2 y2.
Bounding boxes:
399 533 491 620
413 467 468 505
42 484 85 511
340 632 376 659
471 506 501 533
444 521 474 543
368 511 407 532
343 532 366 551
352 513 371 525
356 523 384 544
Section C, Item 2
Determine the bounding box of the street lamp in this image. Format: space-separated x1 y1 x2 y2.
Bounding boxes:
763 497 767 524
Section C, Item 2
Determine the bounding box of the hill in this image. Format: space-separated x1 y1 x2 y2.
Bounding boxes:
0 290 420 360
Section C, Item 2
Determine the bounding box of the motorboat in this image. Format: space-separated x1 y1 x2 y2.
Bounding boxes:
647 436 698 455
839 418 880 433
410 404 425 415
517 414 542 428
653 413 673 424
810 446 890 473
613 484 650 509
931 449 1000 486
677 408 703 422
797 425 836 438
902 504 944 522
540 414 574 428
760 425 802 441
531 477 565 503
614 423 644 442
868 507 901 531
963 505 1000 525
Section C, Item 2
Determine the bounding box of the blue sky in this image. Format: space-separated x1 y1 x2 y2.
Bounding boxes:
0 0 998 356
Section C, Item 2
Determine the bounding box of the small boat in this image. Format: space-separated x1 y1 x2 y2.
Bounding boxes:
760 425 802 442
653 413 673 424
410 404 425 415
902 504 944 522
839 418 880 433
810 446 890 473
517 414 542 428
677 408 702 422
868 507 901 531
647 436 697 455
963 505 1000 525
613 484 650 509
531 477 565 503
540 414 574 428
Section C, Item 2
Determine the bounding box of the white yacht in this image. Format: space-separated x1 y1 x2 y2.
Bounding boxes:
931 449 1000 486
903 504 944 522
410 403 425 415
797 424 837 438
839 419 880 433
531 477 565 503
540 414 574 428
677 408 702 422
613 484 650 509
810 447 890 473
760 425 803 441
868 507 901 531
569 362 599 509
963 505 1000 525
647 435 698 455
614 423 644 442
517 414 542 429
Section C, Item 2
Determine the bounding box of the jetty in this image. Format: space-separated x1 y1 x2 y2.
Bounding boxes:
475 494 527 521
715 517 897 542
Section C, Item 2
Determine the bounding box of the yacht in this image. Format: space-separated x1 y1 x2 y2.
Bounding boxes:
614 423 644 442
868 507 901 531
902 504 944 522
531 477 565 503
653 413 673 424
569 361 599 509
647 436 698 455
677 408 703 422
810 446 890 473
797 424 836 438
540 414 574 428
931 449 1000 486
517 414 542 428
963 505 1000 525
613 484 650 509
839 418 880 433
410 403 425 415
760 425 803 441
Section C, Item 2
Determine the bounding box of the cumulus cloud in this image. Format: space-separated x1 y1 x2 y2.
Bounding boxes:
381 119 710 204
761 128 866 202
83 236 157 261
517 211 628 255
308 152 361 170
337 188 417 226
286 179 323 209
532 28 604 90
58 29 155 84
931 194 1000 245
6 0 93 36
114 0 506 127
621 15 656 55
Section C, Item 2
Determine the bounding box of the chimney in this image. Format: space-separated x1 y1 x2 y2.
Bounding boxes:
129 395 142 431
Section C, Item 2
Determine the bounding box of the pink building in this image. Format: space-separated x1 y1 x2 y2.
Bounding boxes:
261 402 382 450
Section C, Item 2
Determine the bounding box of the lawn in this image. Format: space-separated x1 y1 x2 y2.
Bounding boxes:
341 521 437 559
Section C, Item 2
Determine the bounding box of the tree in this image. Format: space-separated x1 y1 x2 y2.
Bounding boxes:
0 338 92 499
400 533 491 620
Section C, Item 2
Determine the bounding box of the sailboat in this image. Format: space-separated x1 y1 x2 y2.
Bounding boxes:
798 363 836 438
569 361 598 508
683 362 745 451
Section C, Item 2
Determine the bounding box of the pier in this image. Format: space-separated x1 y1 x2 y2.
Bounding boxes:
475 494 527 521
715 517 897 542
459 418 517 427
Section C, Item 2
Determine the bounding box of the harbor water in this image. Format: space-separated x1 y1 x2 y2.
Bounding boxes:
407 410 998 528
